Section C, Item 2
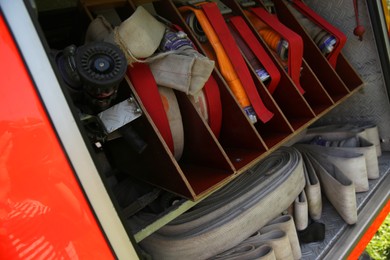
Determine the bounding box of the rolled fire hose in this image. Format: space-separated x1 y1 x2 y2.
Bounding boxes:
139 146 305 259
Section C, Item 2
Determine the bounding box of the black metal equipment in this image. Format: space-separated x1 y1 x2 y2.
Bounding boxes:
54 41 147 153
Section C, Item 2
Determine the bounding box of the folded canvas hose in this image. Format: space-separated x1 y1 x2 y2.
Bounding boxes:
139 146 305 259
209 244 275 260
259 214 301 260
305 132 379 180
296 143 369 192
151 28 215 96
301 152 322 220
157 23 223 137
305 123 382 156
179 3 274 124
210 229 292 260
296 146 357 224
294 190 308 231
244 7 305 94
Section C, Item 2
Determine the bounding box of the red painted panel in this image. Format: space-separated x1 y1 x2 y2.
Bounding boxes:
0 15 114 259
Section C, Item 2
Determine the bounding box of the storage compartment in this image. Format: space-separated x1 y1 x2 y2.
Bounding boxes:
28 0 388 258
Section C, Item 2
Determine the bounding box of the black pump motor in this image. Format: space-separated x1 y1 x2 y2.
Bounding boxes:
55 41 127 113
54 41 147 154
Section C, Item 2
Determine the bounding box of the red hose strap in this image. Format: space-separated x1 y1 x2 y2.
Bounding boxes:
250 7 305 94
291 0 347 66
127 63 174 153
229 15 281 94
202 3 274 122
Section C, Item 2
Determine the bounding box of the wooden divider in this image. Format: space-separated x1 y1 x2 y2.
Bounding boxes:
335 54 364 91
107 75 238 200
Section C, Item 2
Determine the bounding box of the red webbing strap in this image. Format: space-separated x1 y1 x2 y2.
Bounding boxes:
250 7 305 94
203 76 222 137
202 3 274 123
127 63 174 153
291 0 347 68
229 16 281 94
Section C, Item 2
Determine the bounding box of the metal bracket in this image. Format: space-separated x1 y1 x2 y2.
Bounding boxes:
98 95 142 134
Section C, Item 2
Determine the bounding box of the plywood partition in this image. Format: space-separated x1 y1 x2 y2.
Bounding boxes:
335 54 364 91
207 72 272 167
240 68 295 148
104 101 198 199
208 68 293 152
300 60 334 115
272 0 362 96
124 78 237 200
175 87 266 172
270 70 315 130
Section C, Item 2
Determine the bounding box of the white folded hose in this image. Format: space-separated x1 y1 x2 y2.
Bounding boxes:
139 146 305 259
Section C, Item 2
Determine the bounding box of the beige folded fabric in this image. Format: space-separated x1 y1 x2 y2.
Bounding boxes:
302 154 322 220
301 128 379 181
336 137 379 180
259 214 301 260
303 152 357 224
149 52 214 95
305 123 381 156
249 230 293 260
150 28 215 95
212 230 292 260
294 190 308 231
114 6 166 62
209 243 276 260
297 144 368 192
363 124 381 156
